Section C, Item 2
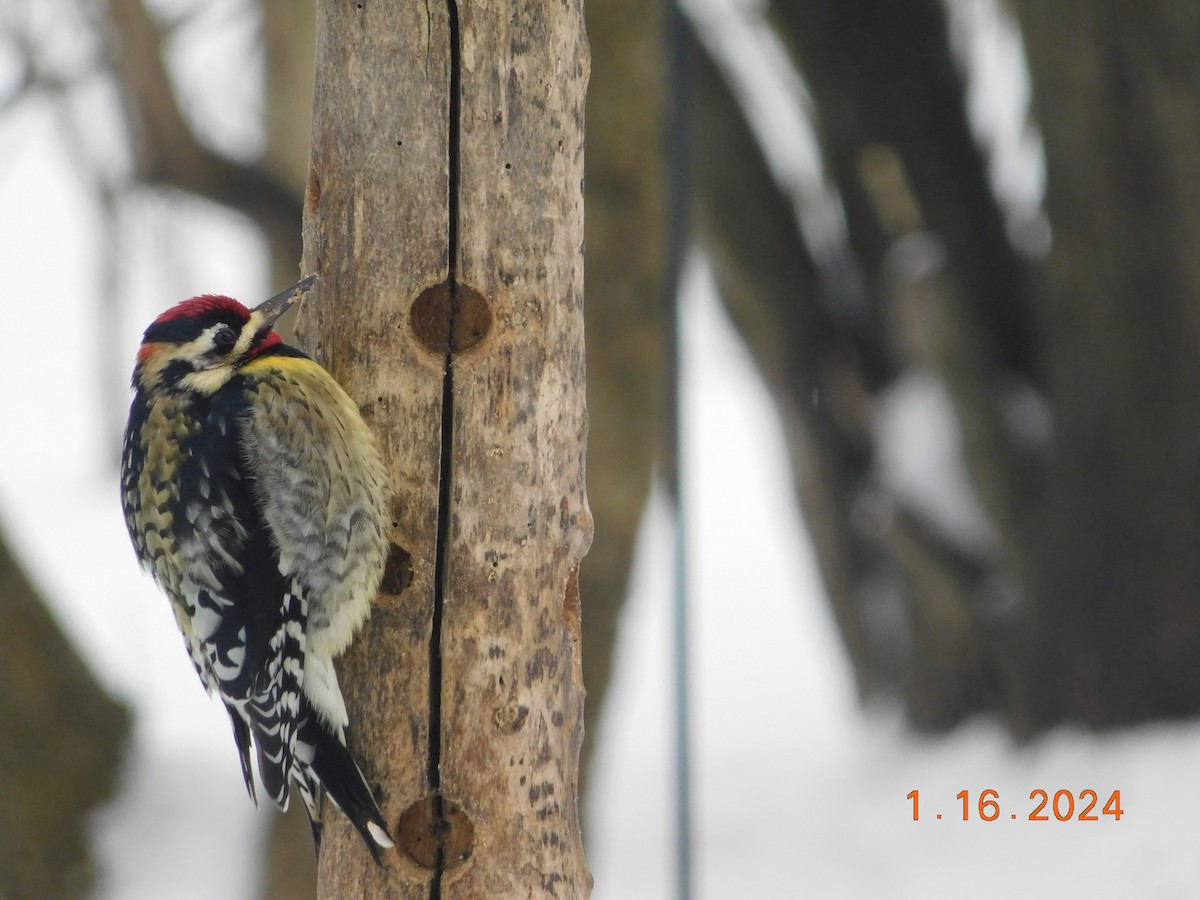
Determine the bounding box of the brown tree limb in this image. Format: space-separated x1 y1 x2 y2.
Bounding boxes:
770 0 1035 382
105 0 303 265
769 0 1042 567
688 19 900 696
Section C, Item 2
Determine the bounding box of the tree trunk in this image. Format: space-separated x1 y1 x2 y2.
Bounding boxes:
299 1 591 896
0 532 131 899
746 0 1033 725
576 0 667 794
1010 0 1200 728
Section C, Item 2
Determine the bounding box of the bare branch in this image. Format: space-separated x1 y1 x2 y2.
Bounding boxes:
104 0 302 263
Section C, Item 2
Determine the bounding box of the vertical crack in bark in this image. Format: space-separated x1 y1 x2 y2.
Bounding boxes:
429 1 462 897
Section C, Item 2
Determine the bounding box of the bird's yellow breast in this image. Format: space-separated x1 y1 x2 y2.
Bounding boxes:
236 351 392 659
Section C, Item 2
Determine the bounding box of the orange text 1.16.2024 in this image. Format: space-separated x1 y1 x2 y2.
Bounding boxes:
906 789 1123 822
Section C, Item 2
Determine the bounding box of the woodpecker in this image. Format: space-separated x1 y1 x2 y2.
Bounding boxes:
120 275 394 860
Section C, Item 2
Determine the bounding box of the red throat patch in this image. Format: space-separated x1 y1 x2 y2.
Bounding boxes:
249 331 283 356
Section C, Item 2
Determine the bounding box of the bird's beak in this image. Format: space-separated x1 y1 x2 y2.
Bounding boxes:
253 275 318 327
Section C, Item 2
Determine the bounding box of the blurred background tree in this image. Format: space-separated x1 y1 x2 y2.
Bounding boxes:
5 0 1200 893
0 534 129 899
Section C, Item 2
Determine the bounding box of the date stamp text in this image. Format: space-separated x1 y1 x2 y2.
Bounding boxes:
907 789 1124 822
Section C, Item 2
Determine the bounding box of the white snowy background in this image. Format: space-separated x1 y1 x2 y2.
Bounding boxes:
2 1 1199 897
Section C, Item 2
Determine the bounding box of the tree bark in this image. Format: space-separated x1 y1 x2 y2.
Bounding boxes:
299 1 591 896
1010 1 1200 728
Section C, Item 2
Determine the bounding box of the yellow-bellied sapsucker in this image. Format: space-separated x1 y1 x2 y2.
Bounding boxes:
120 276 393 859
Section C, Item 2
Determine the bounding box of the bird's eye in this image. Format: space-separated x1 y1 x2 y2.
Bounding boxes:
213 327 238 351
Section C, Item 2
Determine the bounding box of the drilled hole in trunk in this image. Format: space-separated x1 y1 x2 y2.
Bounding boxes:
395 793 475 870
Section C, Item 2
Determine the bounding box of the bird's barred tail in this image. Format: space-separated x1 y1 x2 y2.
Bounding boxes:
244 587 308 806
293 713 394 864
232 586 390 861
